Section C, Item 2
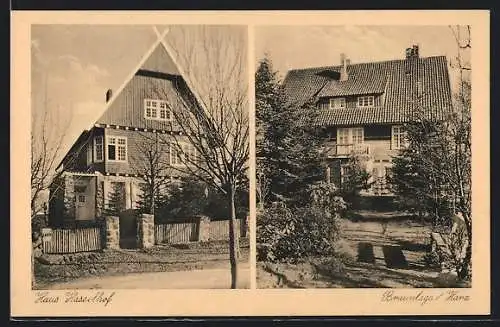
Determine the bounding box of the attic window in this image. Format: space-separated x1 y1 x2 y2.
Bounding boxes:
357 96 374 108
144 99 172 122
329 97 346 109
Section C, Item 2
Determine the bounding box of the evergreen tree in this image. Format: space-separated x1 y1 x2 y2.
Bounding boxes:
256 56 325 207
340 154 371 205
105 182 126 216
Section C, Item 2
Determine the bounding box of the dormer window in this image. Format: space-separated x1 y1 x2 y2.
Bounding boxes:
357 96 375 108
144 99 172 121
329 97 346 109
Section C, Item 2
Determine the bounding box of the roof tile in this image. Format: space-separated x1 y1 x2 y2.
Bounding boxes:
284 56 453 126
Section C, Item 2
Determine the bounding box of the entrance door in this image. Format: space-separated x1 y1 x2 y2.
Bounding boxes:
75 181 95 221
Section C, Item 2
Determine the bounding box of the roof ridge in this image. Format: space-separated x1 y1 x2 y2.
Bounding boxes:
85 28 171 130
287 55 447 73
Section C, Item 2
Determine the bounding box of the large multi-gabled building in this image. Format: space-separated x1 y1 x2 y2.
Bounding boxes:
282 45 453 195
49 34 203 227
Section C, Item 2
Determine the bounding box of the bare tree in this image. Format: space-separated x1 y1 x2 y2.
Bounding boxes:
31 77 71 219
150 26 248 288
134 132 172 215
391 25 472 280
446 25 472 279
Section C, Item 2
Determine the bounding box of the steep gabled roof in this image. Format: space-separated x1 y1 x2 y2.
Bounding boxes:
94 29 203 130
284 56 453 126
57 28 206 170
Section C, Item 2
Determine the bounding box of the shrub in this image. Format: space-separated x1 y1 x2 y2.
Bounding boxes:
32 214 48 234
155 177 249 223
423 250 441 268
332 239 357 263
340 155 371 205
314 256 346 278
257 182 346 263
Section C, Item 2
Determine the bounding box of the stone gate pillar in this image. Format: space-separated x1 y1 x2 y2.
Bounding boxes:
137 214 155 249
105 216 120 249
197 215 211 242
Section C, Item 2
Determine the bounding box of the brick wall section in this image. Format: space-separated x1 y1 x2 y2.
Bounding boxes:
197 216 211 242
137 214 155 248
104 216 120 249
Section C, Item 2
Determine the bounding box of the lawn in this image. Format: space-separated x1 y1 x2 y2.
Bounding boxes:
257 212 469 288
34 238 249 289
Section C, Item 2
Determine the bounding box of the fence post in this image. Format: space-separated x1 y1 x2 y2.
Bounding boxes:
197 216 211 242
104 216 120 250
41 228 53 253
137 214 155 249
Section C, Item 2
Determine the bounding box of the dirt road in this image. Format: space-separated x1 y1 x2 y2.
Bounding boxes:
45 263 250 289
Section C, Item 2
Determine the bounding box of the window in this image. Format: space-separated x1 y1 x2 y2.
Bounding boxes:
184 143 197 162
170 143 196 166
337 127 364 145
391 125 407 150
86 144 92 165
337 128 350 145
170 143 182 166
357 96 375 107
107 136 127 162
329 97 346 109
77 195 86 203
94 136 103 162
144 99 172 121
351 128 364 145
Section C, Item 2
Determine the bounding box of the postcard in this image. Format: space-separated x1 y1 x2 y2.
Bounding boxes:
11 10 490 317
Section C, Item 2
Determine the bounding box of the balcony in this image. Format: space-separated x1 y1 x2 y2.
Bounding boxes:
323 143 370 158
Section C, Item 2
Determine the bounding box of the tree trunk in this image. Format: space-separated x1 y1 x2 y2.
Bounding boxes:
228 184 239 289
150 185 155 215
458 212 472 280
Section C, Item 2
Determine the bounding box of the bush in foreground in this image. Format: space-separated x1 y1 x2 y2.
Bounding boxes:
257 182 346 263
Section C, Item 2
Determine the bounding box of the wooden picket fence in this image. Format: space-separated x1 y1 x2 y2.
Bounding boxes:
42 227 103 254
154 221 198 244
155 219 247 244
209 219 246 241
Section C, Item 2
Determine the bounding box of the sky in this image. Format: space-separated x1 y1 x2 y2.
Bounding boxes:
255 25 466 82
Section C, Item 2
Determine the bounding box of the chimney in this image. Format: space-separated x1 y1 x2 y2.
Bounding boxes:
340 53 349 81
405 44 420 59
412 44 419 58
105 89 113 103
405 47 413 59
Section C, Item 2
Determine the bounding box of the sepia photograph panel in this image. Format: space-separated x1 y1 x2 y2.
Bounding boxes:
255 25 472 289
31 24 250 290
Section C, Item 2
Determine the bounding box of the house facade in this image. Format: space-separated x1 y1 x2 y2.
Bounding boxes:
49 36 202 227
282 45 453 196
